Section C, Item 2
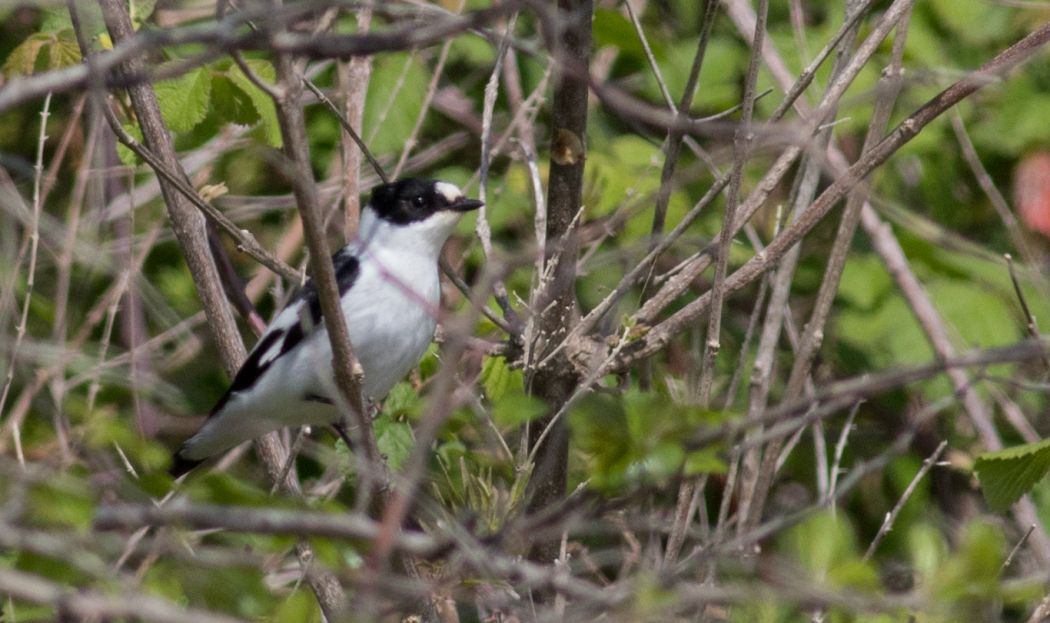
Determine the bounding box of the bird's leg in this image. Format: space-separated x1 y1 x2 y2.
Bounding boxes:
331 418 356 450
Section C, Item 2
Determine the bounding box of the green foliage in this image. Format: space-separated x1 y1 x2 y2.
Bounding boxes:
569 390 726 491
363 53 428 154
781 513 879 590
2 1 1049 620
375 416 414 473
154 68 212 134
974 438 1050 511
923 523 1006 618
2 30 80 77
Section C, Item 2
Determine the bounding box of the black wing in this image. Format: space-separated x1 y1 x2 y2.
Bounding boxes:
207 249 360 417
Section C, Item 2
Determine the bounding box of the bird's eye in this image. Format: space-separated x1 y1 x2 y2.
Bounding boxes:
413 196 425 207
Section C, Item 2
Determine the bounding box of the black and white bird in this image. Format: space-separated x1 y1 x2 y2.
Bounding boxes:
170 178 482 477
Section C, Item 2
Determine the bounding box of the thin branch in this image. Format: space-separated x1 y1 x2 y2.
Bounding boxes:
742 0 913 532
302 76 388 184
0 567 247 623
0 94 51 433
272 56 379 485
951 110 1035 262
0 2 521 114
391 37 454 179
476 11 522 332
697 0 766 405
613 20 1050 370
1006 253 1050 373
863 441 946 561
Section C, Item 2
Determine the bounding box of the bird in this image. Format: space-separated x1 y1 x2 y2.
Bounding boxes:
170 178 483 477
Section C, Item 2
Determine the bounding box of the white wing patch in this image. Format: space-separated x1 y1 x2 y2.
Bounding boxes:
435 181 463 204
258 300 304 366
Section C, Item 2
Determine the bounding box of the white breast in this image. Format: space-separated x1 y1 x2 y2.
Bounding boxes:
342 245 441 398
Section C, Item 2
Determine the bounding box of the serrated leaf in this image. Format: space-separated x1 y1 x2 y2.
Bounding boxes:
154 68 211 133
2 34 50 77
227 59 282 146
48 31 81 69
974 438 1050 511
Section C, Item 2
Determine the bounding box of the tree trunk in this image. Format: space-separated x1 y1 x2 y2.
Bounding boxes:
525 0 593 564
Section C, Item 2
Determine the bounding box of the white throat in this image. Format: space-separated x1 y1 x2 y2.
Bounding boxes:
356 206 461 259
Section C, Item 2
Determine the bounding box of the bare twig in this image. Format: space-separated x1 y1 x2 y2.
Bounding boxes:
743 0 913 531
302 76 388 185
1006 253 1050 373
697 0 767 404
476 11 520 330
1004 524 1036 572
0 94 51 440
613 20 1050 370
864 441 946 561
952 110 1035 262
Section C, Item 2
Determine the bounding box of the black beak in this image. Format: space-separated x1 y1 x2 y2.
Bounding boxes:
452 197 484 212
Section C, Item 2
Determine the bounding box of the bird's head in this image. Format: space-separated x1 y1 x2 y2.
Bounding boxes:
360 178 483 254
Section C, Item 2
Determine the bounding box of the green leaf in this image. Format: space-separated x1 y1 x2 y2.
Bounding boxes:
115 123 144 166
27 475 95 530
363 53 427 154
780 511 879 591
928 0 1011 45
838 254 892 310
974 438 1050 512
211 74 260 126
226 59 282 146
684 449 726 476
592 8 665 65
272 589 320 621
41 6 103 36
376 417 413 472
129 0 158 27
154 68 212 133
926 522 1005 604
39 8 74 33
569 393 632 489
480 356 522 401
2 33 51 77
47 31 81 70
381 382 418 417
334 437 353 478
492 394 547 428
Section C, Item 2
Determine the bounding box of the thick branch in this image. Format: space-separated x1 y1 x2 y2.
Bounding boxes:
271 58 380 473
524 0 593 556
0 567 246 623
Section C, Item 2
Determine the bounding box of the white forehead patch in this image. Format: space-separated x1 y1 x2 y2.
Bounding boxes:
435 181 463 203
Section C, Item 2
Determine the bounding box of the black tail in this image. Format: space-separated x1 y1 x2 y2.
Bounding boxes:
169 449 205 479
